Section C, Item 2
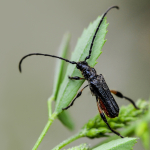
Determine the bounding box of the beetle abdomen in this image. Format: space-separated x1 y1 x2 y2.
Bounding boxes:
89 75 119 118
99 98 118 118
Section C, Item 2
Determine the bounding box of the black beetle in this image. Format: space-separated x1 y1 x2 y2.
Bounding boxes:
19 6 139 138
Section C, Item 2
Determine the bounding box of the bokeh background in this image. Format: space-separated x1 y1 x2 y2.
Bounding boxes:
0 0 150 150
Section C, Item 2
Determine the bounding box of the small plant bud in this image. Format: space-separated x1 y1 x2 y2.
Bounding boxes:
86 119 95 129
86 128 99 137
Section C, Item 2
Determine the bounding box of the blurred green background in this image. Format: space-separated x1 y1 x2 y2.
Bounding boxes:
0 0 150 149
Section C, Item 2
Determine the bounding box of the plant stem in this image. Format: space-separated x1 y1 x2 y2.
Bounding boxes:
52 132 83 150
47 96 55 118
32 113 57 150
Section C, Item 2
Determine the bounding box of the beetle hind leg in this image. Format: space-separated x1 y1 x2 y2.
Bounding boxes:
100 112 124 138
110 90 139 109
96 97 124 138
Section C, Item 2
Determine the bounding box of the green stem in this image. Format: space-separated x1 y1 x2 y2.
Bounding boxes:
47 96 55 118
52 132 83 150
32 113 57 150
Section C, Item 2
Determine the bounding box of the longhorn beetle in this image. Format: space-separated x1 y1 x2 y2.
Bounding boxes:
19 6 139 138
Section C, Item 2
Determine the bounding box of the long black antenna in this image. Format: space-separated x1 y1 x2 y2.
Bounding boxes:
19 53 77 72
85 6 119 61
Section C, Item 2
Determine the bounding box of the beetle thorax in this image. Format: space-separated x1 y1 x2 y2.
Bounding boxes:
76 61 97 80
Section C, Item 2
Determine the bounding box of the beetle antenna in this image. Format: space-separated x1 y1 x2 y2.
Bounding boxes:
85 6 119 61
19 53 77 72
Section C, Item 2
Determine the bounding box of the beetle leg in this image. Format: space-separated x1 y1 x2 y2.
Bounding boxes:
110 90 139 109
68 76 85 80
62 85 88 110
96 97 124 138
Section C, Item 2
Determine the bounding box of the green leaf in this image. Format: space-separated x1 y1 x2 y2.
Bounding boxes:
52 33 71 99
55 16 108 114
50 33 74 130
58 111 74 130
92 137 137 150
65 143 89 150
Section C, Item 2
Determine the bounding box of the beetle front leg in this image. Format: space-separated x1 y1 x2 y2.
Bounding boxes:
68 76 85 80
96 97 124 138
62 85 88 110
110 90 139 109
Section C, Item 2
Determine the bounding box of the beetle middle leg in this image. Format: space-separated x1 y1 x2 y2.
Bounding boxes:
62 85 88 110
68 76 85 80
96 97 124 138
110 90 139 109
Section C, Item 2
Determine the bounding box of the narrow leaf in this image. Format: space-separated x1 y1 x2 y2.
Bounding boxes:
55 16 108 114
50 33 74 129
52 33 71 99
92 137 137 150
58 111 74 130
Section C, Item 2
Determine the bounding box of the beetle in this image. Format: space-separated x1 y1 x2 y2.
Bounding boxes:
19 6 139 138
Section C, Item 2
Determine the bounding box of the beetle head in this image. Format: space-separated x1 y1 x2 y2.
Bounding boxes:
76 61 88 71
